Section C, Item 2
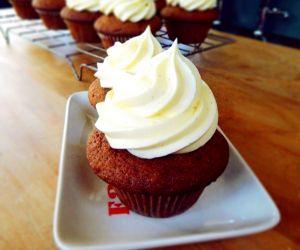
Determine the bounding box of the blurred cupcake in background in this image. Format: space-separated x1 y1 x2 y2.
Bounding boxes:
32 0 66 29
94 0 162 48
9 0 39 19
161 0 218 44
89 27 163 108
60 0 101 43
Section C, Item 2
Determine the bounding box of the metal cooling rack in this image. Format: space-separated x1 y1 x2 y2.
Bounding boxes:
0 8 234 81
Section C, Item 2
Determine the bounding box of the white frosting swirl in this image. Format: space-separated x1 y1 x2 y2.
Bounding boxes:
67 0 100 12
95 41 218 159
99 0 118 15
95 27 162 88
167 0 217 11
99 0 156 22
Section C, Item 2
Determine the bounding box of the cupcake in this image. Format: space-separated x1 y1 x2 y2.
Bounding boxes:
32 0 66 29
87 40 229 218
9 0 39 19
60 0 101 43
89 27 162 108
94 0 162 48
161 0 218 44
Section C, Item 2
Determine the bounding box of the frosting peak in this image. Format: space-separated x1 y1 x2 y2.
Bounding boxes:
167 0 217 11
95 41 218 159
67 0 100 12
99 0 156 22
99 0 118 15
95 27 162 89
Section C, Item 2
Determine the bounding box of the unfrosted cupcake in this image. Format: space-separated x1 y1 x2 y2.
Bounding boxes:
94 0 162 48
87 40 229 218
32 0 66 29
89 27 162 107
60 0 101 42
161 0 218 44
9 0 39 19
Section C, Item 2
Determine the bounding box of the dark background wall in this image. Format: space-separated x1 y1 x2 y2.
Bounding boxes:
218 0 262 32
0 2 10 8
264 0 300 40
215 0 300 48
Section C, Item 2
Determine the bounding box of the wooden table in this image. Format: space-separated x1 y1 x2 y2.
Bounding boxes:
0 31 299 250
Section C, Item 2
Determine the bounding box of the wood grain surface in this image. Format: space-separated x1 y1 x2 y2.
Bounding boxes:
0 31 299 250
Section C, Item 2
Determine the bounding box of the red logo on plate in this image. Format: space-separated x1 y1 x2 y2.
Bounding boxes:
107 184 130 216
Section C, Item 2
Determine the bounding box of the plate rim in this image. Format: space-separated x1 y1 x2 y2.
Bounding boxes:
53 91 280 250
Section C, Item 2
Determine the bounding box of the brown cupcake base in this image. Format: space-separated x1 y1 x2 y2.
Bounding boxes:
64 20 100 43
161 6 218 44
87 128 229 218
9 0 39 20
35 9 66 30
60 7 101 43
114 187 203 218
164 19 212 44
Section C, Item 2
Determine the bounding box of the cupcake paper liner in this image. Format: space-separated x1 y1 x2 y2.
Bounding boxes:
164 19 212 44
114 187 203 218
9 0 39 20
64 20 100 43
36 9 66 30
98 33 133 49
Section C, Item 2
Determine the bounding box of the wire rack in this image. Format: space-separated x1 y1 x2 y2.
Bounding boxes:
0 8 234 81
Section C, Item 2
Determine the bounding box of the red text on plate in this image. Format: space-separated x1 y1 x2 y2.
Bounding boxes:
107 184 130 216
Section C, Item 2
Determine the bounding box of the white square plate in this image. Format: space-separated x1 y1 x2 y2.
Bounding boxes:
53 91 280 250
